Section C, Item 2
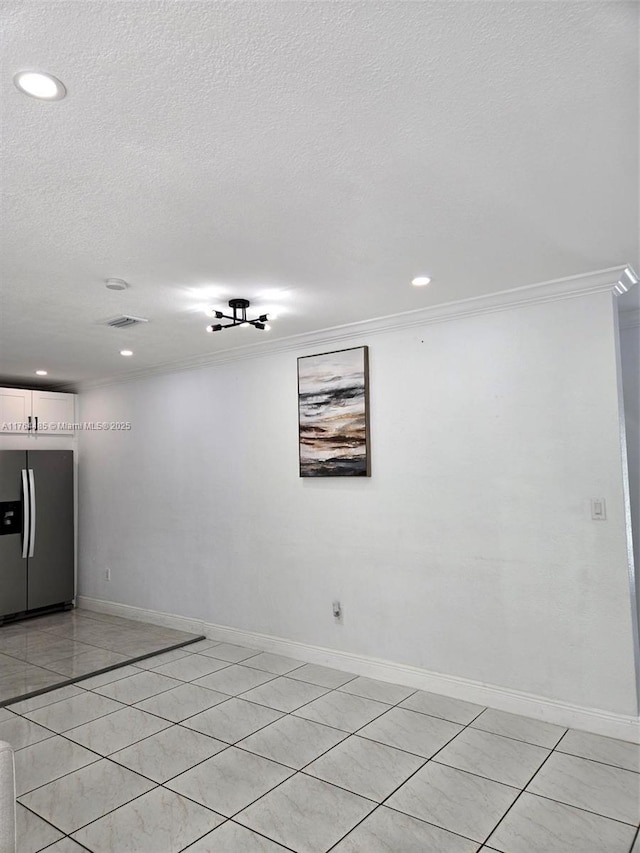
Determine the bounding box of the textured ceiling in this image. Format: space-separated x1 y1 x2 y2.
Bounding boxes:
1 1 638 388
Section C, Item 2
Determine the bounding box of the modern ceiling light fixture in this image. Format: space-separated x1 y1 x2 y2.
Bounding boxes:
35 370 48 376
120 350 133 357
206 298 271 333
411 276 431 287
14 70 66 100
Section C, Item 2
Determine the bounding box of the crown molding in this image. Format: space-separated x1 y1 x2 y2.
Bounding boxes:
74 265 634 393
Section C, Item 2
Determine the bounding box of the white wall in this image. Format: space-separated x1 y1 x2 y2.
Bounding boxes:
619 314 640 630
78 289 638 717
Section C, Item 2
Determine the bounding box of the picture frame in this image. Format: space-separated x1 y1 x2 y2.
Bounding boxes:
297 345 370 477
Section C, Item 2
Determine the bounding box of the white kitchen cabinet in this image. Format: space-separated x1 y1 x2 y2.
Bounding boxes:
0 388 76 434
31 391 76 433
0 387 31 428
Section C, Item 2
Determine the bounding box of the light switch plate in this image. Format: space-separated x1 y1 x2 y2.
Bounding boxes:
591 498 606 520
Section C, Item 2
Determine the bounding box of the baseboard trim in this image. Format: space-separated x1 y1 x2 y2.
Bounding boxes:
78 596 640 743
78 596 205 637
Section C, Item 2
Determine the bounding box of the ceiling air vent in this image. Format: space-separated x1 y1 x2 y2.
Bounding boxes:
103 315 149 329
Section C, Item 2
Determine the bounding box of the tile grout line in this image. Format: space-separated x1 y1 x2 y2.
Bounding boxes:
331 696 637 850
175 817 300 853
14 662 509 850
16 800 78 847
0 634 207 709
11 662 289 780
484 716 640 846
15 658 334 816
474 745 565 848
218 680 430 852
6 677 527 850
324 700 495 851
10 639 639 852
14 698 236 798
41 672 421 848
523 791 640 829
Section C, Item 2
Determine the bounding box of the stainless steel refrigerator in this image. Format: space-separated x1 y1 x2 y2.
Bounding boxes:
0 450 74 621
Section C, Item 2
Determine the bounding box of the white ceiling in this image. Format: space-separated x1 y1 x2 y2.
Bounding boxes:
1 1 638 388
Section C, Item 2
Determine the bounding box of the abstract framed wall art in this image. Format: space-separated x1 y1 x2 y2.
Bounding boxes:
297 346 370 477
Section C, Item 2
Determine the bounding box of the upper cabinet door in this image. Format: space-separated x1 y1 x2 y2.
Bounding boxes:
0 387 32 433
32 391 76 434
0 389 77 435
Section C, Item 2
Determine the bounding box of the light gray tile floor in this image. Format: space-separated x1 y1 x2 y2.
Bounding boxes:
332 804 478 853
338 675 415 705
469 707 567 748
434 725 550 787
0 609 204 705
241 675 328 713
193 664 275 695
111 725 227 783
236 773 375 853
399 689 485 725
182 697 283 743
64 705 171 755
72 786 223 853
152 654 230 682
1 639 637 853
244 652 306 676
556 728 640 772
357 705 463 757
292 688 391 731
92 670 184 704
16 802 64 852
305 733 424 801
166 746 294 816
198 643 261 663
287 663 357 689
385 759 519 842
238 713 347 769
134 682 229 723
14 734 99 796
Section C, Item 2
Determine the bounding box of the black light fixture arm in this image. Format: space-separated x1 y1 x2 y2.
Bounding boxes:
206 299 269 333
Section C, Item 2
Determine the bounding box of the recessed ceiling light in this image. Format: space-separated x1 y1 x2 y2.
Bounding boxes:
411 276 431 287
106 278 129 291
14 71 66 101
120 350 133 357
35 370 48 376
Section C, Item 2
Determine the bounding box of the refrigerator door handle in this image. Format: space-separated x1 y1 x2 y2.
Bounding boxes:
28 468 36 558
21 469 30 558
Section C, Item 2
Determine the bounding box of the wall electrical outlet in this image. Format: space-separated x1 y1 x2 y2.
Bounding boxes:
332 600 342 622
105 567 111 581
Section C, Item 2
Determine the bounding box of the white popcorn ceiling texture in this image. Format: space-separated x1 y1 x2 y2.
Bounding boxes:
1 1 638 386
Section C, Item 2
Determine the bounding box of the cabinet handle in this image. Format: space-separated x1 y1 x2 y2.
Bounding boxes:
34 416 38 432
27 416 32 431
